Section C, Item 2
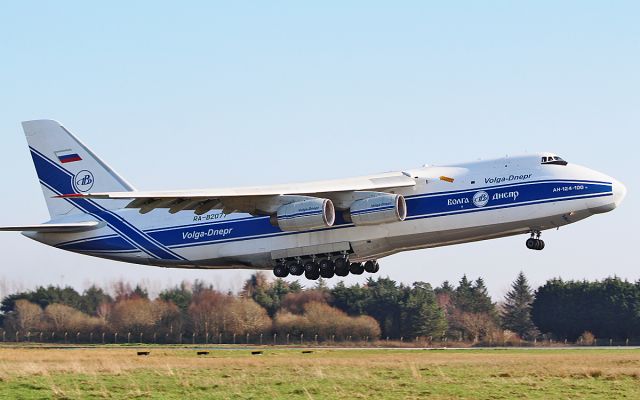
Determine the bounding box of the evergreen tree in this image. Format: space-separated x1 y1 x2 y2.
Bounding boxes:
501 272 539 340
471 277 494 314
159 282 193 312
403 282 447 338
80 285 113 315
330 281 368 316
453 275 475 312
132 284 149 299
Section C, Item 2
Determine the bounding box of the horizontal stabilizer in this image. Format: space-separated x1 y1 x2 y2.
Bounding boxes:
0 221 101 233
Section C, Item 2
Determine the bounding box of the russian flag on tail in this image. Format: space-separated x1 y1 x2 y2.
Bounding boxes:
55 149 82 164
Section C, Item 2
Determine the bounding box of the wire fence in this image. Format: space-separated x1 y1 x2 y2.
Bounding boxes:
1 330 638 347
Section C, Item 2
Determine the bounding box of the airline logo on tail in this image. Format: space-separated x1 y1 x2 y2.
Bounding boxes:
55 149 82 164
74 170 95 192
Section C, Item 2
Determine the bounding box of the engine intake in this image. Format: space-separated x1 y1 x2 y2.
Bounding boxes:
272 198 335 232
346 194 406 226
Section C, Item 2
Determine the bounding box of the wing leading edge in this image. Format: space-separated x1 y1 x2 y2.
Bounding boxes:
57 172 416 215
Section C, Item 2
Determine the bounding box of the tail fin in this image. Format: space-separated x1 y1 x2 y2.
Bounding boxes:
22 120 135 218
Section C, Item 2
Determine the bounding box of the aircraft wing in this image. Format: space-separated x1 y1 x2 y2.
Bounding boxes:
58 172 416 215
0 221 101 233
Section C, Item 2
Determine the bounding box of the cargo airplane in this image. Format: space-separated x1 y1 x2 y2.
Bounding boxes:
0 120 627 280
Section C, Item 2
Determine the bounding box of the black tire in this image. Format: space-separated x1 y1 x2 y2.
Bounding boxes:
288 262 303 276
320 269 335 279
273 264 289 278
371 261 380 273
334 257 348 270
364 260 376 273
526 238 536 249
537 240 545 250
304 261 319 274
319 259 335 278
305 270 320 280
335 265 349 277
349 262 364 275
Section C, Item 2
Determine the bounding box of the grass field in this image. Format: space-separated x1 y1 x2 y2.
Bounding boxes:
0 346 638 399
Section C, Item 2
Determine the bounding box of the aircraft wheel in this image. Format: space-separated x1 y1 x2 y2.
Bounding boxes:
364 260 376 273
536 239 545 250
288 261 303 276
334 257 348 270
319 259 335 278
305 270 320 280
335 264 349 277
349 262 364 275
526 238 536 249
273 264 289 278
371 261 380 273
304 261 319 274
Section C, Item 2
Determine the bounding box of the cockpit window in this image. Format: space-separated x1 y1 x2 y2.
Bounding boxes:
541 156 568 166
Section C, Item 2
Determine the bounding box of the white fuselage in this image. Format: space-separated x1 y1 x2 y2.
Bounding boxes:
26 153 626 270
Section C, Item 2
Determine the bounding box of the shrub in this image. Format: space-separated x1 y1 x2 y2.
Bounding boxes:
578 331 596 346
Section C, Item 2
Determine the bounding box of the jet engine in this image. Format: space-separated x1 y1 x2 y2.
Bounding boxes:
346 194 407 226
271 198 335 232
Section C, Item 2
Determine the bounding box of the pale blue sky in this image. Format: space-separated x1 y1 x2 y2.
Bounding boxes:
0 1 637 299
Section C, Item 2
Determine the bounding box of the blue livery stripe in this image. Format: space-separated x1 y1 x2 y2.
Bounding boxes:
30 147 186 261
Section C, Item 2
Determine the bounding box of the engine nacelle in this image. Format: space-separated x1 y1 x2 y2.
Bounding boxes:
346 194 407 226
272 198 335 232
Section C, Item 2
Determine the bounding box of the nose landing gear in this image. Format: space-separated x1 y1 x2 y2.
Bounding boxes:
526 231 545 250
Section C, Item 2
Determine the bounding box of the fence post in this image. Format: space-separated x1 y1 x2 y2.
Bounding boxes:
153 332 157 344
102 332 105 344
192 332 195 344
218 332 222 344
114 332 118 344
205 332 208 344
273 333 277 345
300 333 303 345
127 332 131 344
179 332 183 344
286 333 290 345
260 333 263 345
233 333 236 345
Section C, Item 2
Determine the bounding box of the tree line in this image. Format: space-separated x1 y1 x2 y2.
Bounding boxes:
1 273 639 344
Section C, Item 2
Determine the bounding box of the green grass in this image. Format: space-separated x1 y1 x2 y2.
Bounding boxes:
0 348 638 399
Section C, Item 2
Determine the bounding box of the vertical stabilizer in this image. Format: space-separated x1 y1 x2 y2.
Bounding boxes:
22 119 135 218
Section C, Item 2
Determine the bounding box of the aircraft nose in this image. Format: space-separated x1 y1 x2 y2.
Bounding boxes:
612 178 627 208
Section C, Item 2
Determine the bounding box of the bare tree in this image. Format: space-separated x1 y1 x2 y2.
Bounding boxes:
10 300 44 332
227 298 271 335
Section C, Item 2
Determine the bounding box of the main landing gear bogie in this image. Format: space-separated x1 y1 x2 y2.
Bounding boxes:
273 254 380 280
526 231 545 251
